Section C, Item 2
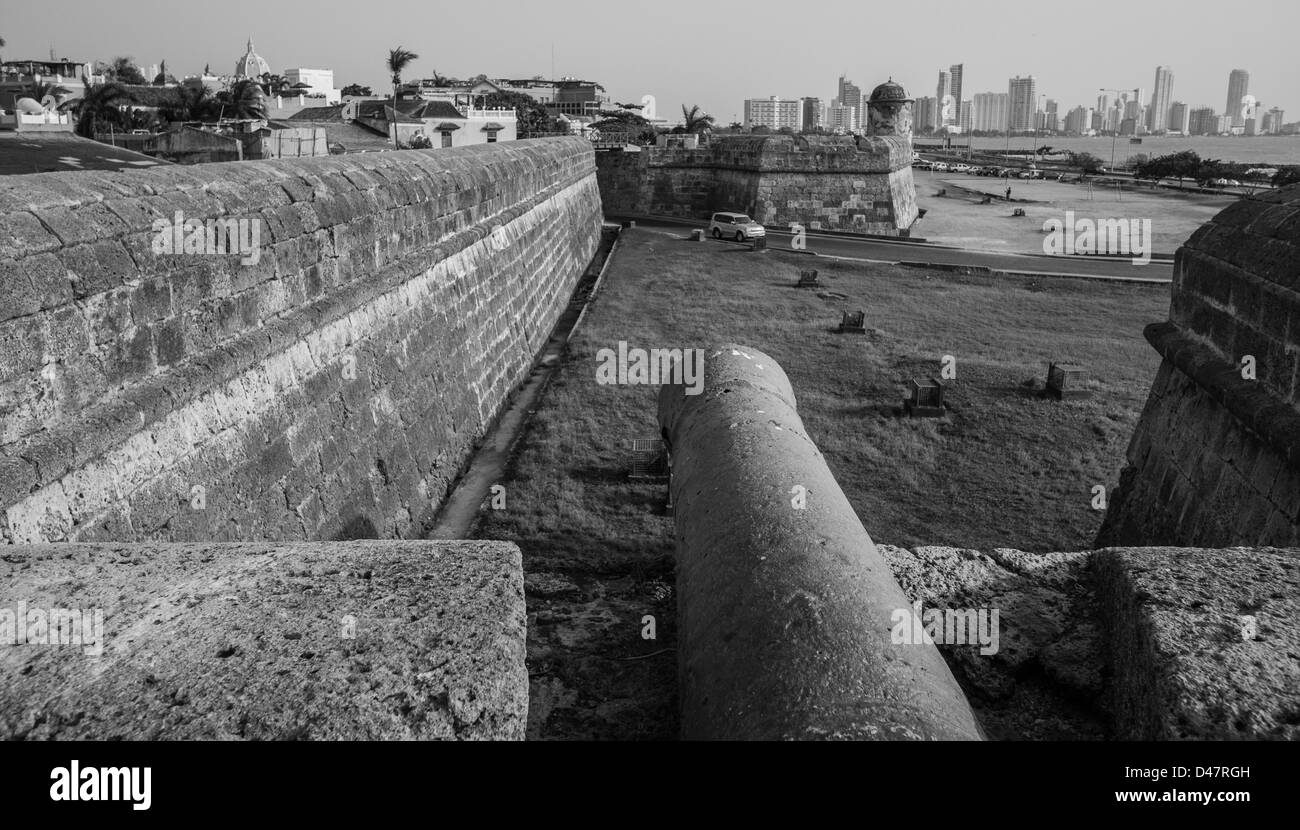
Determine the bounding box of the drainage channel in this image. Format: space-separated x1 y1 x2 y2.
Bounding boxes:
424 226 620 539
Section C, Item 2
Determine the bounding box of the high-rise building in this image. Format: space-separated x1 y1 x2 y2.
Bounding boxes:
1101 92 1134 133
838 75 863 131
913 96 937 132
801 97 824 130
948 65 963 104
1225 69 1250 127
1123 88 1144 122
972 91 1009 132
1188 107 1218 135
949 63 964 127
1148 66 1174 132
1167 101 1189 134
936 70 955 128
959 99 972 133
1044 99 1059 131
743 96 803 131
1063 106 1093 134
1096 93 1119 133
826 104 856 133
1263 107 1286 134
1008 76 1036 131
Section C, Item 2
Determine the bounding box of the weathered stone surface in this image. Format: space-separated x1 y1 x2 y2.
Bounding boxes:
1095 546 1300 740
881 545 1105 740
1100 184 1300 549
660 345 982 740
596 134 918 235
0 139 603 543
0 541 528 740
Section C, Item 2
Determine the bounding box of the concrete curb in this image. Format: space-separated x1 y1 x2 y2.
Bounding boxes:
792 252 1172 284
568 226 622 343
658 345 984 740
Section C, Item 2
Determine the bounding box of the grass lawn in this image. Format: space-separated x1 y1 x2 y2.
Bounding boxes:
475 227 1168 739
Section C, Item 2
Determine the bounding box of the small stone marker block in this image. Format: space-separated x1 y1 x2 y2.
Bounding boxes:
796 269 820 288
1012 208 1026 217
690 228 704 241
751 236 767 251
629 437 669 480
838 310 866 334
1046 362 1091 400
905 377 947 417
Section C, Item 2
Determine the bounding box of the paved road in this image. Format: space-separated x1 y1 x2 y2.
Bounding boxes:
623 216 1173 283
0 132 168 176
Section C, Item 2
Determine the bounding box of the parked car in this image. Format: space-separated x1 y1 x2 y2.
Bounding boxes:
913 159 933 170
709 212 766 242
1018 169 1042 179
952 163 973 173
932 161 949 171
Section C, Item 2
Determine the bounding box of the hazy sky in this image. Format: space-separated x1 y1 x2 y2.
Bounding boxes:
3 0 1296 121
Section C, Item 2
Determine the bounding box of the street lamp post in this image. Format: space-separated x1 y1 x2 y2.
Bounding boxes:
1099 88 1126 170
1035 93 1046 158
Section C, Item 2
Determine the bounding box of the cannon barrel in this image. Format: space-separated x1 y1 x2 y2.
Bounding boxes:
658 344 983 740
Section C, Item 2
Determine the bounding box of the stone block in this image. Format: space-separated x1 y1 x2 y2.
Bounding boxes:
1096 546 1300 740
0 211 62 259
0 541 527 740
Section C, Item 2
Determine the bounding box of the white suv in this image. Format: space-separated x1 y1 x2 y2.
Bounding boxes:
709 212 766 241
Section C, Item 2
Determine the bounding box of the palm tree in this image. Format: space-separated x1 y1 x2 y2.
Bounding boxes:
219 79 267 119
161 83 216 122
23 81 72 105
66 80 136 138
107 56 147 85
386 46 419 147
258 72 289 97
681 104 715 134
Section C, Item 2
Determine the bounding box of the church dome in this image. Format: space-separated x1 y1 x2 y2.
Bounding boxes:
234 38 271 78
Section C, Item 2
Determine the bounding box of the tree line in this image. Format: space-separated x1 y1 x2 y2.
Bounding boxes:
1131 150 1300 188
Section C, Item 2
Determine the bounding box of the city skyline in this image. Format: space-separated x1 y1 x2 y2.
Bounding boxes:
1 0 1296 127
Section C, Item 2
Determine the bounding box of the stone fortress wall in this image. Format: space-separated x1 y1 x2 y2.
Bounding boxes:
595 133 919 236
1098 185 1300 548
0 138 603 544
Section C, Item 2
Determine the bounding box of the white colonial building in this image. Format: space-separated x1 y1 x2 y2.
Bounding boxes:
283 68 340 104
